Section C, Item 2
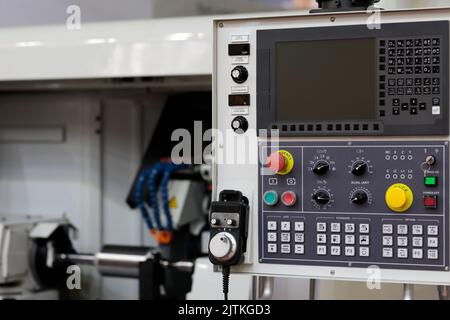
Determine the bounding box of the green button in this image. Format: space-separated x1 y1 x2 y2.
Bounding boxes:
263 191 279 206
424 176 438 186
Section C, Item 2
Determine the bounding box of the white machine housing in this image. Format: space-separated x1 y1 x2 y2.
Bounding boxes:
213 7 450 285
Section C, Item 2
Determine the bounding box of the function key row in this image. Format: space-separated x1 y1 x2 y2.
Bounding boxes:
386 86 440 95
317 245 369 257
387 77 440 87
382 224 438 235
382 235 438 248
380 47 441 57
317 222 369 233
317 234 369 246
267 232 304 243
267 220 304 231
267 243 304 254
382 247 438 260
382 65 440 75
382 56 440 66
380 38 440 48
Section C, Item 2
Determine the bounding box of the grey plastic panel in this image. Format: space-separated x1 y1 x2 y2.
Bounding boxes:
258 141 449 270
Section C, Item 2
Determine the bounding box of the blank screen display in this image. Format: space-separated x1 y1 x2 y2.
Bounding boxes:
276 38 376 122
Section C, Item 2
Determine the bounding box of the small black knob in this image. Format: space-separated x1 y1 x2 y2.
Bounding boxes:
351 191 368 205
351 161 368 176
231 65 248 84
313 190 330 205
313 161 330 175
231 116 248 134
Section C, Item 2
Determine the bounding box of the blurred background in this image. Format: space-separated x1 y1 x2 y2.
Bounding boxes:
0 0 448 27
0 0 448 301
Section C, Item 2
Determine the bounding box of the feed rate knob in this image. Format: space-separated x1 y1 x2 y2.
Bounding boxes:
231 65 248 84
313 190 331 205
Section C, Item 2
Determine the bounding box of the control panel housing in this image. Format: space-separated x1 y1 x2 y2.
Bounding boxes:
259 141 448 270
213 8 450 284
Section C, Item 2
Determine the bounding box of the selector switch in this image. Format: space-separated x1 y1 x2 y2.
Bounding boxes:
266 150 294 175
312 190 331 205
231 116 248 133
385 183 414 213
312 160 330 175
351 190 368 205
351 161 368 176
231 65 248 84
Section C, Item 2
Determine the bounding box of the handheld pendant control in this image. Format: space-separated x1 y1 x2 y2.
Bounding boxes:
209 190 249 266
209 190 249 300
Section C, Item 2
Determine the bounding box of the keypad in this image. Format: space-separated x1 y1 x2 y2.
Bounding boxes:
265 219 442 265
378 37 441 118
381 223 440 260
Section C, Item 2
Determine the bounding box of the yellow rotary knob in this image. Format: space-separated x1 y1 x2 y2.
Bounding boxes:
385 183 414 213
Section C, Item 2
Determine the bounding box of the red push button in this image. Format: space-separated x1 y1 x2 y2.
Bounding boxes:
281 191 297 207
267 153 286 173
423 195 437 209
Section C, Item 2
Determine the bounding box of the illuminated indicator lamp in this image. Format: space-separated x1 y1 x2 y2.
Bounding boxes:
263 190 279 206
424 176 438 187
423 195 438 209
281 191 297 207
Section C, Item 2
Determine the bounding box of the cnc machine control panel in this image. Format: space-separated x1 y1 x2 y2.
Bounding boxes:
259 141 448 270
214 8 450 283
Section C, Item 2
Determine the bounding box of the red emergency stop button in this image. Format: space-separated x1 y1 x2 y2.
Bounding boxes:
267 152 286 173
266 150 294 175
281 191 297 207
423 195 437 209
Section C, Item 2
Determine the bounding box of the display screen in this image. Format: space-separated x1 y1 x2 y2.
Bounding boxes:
276 38 376 122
